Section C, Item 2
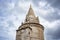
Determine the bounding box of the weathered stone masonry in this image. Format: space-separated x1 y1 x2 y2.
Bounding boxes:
16 5 44 40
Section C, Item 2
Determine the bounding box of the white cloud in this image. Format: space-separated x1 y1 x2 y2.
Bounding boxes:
39 1 47 8
7 2 15 10
37 1 55 16
17 1 31 10
40 17 60 29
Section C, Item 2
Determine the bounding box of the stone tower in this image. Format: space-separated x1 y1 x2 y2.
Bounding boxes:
16 5 44 40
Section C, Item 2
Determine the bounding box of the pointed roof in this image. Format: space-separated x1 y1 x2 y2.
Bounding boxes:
26 5 36 17
24 5 39 24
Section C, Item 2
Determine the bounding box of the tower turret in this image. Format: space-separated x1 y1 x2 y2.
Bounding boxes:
16 5 44 40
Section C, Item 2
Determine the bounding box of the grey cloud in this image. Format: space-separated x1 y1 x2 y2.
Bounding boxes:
39 9 60 22
0 0 25 18
45 11 60 21
0 27 9 40
32 0 41 4
31 0 60 22
7 21 14 27
46 24 60 40
0 36 8 40
46 0 60 9
31 0 41 7
0 20 15 40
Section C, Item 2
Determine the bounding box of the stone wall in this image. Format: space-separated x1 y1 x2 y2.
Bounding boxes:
16 23 44 40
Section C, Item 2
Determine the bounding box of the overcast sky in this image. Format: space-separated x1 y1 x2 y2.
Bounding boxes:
0 0 60 40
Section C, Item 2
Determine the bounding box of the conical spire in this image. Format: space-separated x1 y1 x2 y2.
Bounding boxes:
26 5 35 17
25 5 39 23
